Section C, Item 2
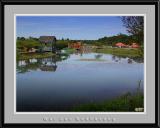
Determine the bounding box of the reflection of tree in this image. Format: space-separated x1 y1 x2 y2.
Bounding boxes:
17 54 69 73
112 55 116 61
111 55 143 63
40 65 57 72
128 59 132 64
112 55 121 62
16 60 41 73
131 57 143 63
94 54 103 60
121 16 144 45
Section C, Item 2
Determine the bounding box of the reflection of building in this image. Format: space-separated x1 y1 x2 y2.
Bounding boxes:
40 57 57 72
40 65 57 72
17 55 70 73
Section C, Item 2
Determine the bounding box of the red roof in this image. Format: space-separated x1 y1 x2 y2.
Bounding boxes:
131 43 139 48
68 42 82 49
115 42 126 47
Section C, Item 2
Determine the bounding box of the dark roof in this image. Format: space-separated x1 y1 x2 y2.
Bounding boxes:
39 36 56 43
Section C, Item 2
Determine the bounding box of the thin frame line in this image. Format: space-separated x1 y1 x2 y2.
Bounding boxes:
14 14 146 115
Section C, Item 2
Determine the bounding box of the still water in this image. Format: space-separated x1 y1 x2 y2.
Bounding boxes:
16 53 144 112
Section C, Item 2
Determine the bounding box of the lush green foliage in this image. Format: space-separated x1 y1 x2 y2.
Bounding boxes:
56 40 70 49
94 47 142 58
17 52 55 60
97 34 140 46
72 91 143 112
63 48 76 54
17 38 41 51
121 16 144 45
16 33 144 58
74 34 143 47
16 37 72 53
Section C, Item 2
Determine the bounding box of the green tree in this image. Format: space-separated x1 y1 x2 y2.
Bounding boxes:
56 40 69 49
121 16 144 45
17 39 41 52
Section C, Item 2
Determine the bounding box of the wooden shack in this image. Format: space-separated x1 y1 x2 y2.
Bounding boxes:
39 36 56 53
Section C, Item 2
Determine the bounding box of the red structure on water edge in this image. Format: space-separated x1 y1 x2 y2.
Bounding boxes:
68 42 82 50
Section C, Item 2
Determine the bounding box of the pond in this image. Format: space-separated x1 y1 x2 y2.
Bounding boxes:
16 52 144 112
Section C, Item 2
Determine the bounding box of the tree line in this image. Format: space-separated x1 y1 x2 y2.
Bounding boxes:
17 16 144 52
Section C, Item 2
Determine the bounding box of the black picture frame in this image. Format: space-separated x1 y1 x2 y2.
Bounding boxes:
0 0 159 127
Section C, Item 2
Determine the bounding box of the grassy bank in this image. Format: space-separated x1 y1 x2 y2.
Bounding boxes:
63 48 76 54
94 47 143 58
72 92 143 112
17 48 75 60
17 52 55 60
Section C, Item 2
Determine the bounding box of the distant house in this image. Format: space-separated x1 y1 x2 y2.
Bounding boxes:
131 43 140 48
115 42 126 48
39 36 56 45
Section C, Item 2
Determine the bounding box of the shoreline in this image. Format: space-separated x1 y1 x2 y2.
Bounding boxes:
17 47 143 60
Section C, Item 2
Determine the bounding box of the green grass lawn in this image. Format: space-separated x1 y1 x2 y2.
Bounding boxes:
17 48 76 60
17 52 55 60
63 48 76 54
72 92 143 112
93 47 143 58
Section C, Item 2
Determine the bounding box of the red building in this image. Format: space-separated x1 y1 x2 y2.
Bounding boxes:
115 42 140 48
115 42 126 48
68 42 82 50
131 43 140 48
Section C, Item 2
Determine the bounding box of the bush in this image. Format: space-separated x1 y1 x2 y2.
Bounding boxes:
17 39 41 52
72 92 143 112
56 40 69 49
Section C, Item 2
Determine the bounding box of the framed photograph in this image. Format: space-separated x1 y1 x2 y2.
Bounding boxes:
0 0 159 127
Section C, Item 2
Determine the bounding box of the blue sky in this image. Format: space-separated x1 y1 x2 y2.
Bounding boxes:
16 16 128 40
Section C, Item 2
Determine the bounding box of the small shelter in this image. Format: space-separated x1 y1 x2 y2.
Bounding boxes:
39 36 56 53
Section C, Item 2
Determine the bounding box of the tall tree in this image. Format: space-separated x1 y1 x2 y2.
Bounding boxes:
121 16 144 45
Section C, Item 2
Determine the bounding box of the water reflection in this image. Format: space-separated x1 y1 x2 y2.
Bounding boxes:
128 59 132 64
112 55 121 62
17 52 143 74
111 55 143 64
16 52 144 112
95 54 103 60
40 57 57 72
17 54 69 73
